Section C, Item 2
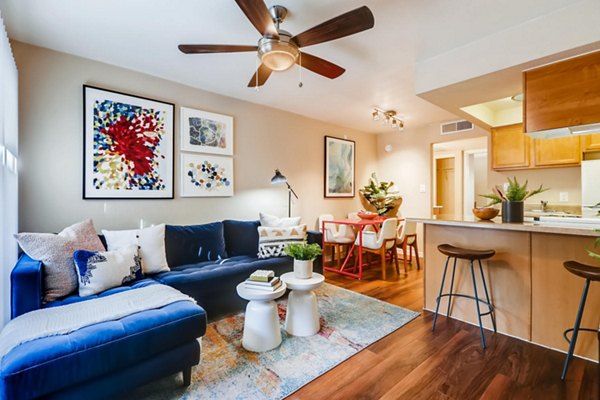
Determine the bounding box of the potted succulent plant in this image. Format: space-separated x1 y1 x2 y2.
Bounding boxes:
359 173 402 216
284 242 322 279
480 177 549 223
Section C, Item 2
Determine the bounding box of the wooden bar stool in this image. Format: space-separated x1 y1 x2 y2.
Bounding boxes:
432 244 497 349
561 261 600 380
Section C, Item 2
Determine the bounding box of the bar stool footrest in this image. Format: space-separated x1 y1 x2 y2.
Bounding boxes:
436 293 494 313
563 327 598 344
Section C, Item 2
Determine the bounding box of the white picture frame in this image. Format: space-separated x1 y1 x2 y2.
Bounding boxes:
180 106 233 156
180 153 234 197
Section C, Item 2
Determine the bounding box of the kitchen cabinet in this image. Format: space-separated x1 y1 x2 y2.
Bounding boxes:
533 136 581 167
581 134 600 152
492 123 581 170
524 50 600 133
491 124 530 170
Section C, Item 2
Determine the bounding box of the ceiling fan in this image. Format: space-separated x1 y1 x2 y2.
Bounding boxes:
178 0 374 87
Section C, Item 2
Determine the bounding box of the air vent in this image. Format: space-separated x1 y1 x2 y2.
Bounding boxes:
440 120 474 135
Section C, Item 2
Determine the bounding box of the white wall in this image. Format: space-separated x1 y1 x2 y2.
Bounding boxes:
13 41 378 233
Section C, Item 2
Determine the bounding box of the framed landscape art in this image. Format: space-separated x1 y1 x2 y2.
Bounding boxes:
180 153 234 197
83 85 174 199
324 136 355 198
180 107 233 155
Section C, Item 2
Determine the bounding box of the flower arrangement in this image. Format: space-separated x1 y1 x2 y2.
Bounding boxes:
480 176 549 206
359 173 402 216
284 242 322 261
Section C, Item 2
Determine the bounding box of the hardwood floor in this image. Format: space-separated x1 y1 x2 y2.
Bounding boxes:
289 259 599 400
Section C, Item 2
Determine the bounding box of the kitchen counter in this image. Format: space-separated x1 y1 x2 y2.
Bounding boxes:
416 217 600 362
409 216 600 237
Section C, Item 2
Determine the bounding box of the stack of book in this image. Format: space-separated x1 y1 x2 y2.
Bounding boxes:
244 270 281 292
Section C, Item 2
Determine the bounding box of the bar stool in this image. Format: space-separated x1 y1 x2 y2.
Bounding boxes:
431 244 497 349
561 261 600 380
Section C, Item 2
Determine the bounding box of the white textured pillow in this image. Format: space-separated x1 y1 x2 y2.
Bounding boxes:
102 224 169 274
259 212 302 228
258 224 307 259
73 245 142 297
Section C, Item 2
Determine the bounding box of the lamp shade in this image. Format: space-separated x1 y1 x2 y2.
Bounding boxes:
271 169 287 184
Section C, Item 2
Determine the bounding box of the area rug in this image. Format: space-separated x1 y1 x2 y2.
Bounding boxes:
132 283 419 400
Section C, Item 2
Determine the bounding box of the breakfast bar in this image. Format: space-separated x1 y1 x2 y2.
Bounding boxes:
412 217 600 362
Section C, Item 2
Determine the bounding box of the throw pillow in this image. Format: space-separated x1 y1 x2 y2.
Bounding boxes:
223 220 260 257
15 219 106 303
259 212 302 228
102 224 169 275
258 224 307 259
73 245 143 297
165 222 227 267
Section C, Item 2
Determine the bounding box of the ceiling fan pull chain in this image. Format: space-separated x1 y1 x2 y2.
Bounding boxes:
255 57 259 91
298 52 303 88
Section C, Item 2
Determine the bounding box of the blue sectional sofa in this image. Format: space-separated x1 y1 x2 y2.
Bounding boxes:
4 219 322 399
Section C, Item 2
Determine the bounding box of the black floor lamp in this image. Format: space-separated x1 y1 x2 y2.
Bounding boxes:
271 169 298 217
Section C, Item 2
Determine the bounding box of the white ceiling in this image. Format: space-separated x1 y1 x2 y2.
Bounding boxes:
0 0 585 133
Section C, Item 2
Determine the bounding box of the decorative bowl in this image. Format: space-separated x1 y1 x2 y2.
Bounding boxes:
472 207 499 220
357 211 378 220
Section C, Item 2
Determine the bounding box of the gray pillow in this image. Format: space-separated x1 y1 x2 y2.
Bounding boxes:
15 219 105 302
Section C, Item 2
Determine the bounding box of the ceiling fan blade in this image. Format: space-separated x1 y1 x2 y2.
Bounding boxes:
178 44 258 54
298 52 345 79
247 64 273 87
235 0 279 39
292 6 374 48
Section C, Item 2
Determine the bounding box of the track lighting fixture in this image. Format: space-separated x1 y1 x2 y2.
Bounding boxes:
371 108 404 131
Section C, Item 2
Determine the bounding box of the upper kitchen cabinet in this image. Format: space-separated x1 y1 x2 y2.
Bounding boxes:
492 123 581 170
524 51 600 134
533 136 581 167
491 124 530 170
581 134 600 152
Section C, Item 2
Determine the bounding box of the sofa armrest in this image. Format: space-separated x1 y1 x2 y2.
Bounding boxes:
11 254 43 319
307 230 323 274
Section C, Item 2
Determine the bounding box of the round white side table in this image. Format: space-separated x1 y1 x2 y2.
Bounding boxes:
236 282 287 352
280 272 325 337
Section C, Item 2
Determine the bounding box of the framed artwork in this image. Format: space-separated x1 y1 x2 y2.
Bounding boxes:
180 106 233 155
180 153 234 197
83 85 174 199
324 136 355 198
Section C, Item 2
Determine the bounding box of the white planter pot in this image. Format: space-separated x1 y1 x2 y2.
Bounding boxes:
293 259 313 279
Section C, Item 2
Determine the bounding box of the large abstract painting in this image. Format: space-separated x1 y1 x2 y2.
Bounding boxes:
180 153 234 197
180 107 233 156
83 85 174 199
324 136 355 198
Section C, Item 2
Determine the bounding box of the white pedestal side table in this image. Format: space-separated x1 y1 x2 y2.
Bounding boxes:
280 272 325 336
236 282 287 352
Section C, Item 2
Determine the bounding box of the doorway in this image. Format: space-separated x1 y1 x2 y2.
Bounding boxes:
432 137 488 219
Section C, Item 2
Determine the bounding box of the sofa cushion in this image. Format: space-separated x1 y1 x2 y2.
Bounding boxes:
14 219 106 303
259 212 301 227
153 255 295 319
258 224 307 259
0 284 206 400
73 245 143 296
165 223 227 267
223 220 260 257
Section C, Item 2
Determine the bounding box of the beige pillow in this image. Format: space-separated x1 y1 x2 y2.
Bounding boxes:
257 224 307 259
259 212 302 227
15 219 105 302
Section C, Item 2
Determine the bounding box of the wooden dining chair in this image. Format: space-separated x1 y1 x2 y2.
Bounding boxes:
396 220 420 274
354 218 399 280
319 214 355 267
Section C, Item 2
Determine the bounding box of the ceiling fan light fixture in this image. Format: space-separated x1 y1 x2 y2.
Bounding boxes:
258 36 299 71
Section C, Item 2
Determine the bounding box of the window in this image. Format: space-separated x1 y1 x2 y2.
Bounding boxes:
0 11 19 325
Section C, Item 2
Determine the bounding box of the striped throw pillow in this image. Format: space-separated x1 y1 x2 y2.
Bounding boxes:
257 224 307 259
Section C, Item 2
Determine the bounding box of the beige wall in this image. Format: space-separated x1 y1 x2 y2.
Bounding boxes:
13 41 377 233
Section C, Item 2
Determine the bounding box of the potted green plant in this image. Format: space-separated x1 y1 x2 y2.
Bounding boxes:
480 177 549 223
284 242 322 279
359 173 402 216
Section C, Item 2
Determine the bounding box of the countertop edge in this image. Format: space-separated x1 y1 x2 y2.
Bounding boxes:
408 217 600 237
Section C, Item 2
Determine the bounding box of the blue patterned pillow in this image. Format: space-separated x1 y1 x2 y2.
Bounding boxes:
73 245 143 297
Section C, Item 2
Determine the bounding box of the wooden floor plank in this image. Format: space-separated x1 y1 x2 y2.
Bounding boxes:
288 258 599 399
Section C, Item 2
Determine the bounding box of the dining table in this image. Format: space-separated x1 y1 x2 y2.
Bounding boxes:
321 216 403 279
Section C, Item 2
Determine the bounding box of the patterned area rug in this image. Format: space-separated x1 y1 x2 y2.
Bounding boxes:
132 283 419 400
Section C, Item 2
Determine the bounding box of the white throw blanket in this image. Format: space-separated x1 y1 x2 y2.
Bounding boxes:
0 285 195 360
